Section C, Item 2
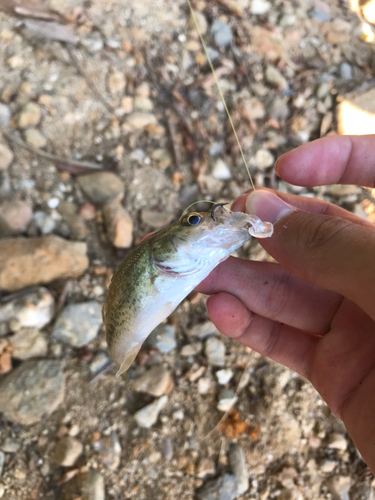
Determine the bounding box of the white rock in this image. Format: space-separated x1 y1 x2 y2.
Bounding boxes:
327 433 348 451
254 149 274 170
24 128 47 149
251 0 271 15
205 337 226 367
134 396 168 428
18 103 41 128
212 159 232 180
217 388 237 412
125 112 157 130
107 70 126 93
216 368 234 385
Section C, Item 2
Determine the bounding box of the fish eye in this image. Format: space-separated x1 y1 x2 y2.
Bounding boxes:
187 213 202 226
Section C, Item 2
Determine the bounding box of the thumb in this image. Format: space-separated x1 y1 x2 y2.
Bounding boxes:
246 190 375 320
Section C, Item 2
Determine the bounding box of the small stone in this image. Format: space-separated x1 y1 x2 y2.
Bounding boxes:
205 337 225 367
9 328 47 359
320 459 337 473
7 55 23 69
340 63 353 81
0 200 32 236
216 368 234 385
0 236 88 292
217 388 237 412
0 144 13 170
161 437 173 460
0 104 11 128
107 70 126 93
135 82 150 98
0 438 21 453
133 97 154 112
241 97 265 121
327 433 348 451
254 149 274 170
250 0 271 15
265 66 288 90
82 470 105 500
18 102 41 128
141 209 174 229
197 458 216 479
188 11 208 34
147 324 176 353
278 467 298 489
57 201 87 240
327 476 351 500
0 484 4 498
211 20 233 49
269 97 289 121
102 199 133 248
90 352 110 374
52 437 83 467
80 202 96 220
0 287 54 329
198 377 212 394
132 365 174 397
52 301 102 347
197 473 238 500
81 38 104 53
125 112 158 130
229 443 249 495
189 321 217 339
180 342 202 357
212 159 232 180
77 172 124 206
98 432 121 470
0 360 65 425
24 128 47 149
33 211 56 235
134 395 168 428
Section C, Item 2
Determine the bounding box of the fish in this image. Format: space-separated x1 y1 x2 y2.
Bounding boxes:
102 206 273 376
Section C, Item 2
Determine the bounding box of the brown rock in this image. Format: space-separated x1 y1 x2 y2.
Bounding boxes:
52 437 83 466
24 128 47 149
18 102 41 128
107 70 126 93
77 172 124 206
0 200 32 236
132 365 174 397
102 199 133 248
0 236 88 292
0 143 14 170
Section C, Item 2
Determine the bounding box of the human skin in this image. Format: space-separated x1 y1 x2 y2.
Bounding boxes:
196 135 375 472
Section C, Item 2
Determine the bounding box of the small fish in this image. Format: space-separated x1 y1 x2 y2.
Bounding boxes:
102 206 273 376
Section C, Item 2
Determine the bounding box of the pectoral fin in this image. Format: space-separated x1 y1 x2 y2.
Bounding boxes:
116 344 142 377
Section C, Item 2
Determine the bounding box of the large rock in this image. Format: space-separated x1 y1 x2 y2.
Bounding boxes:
0 360 65 425
0 236 88 292
52 301 102 347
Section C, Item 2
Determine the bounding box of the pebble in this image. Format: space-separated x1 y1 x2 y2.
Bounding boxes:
320 459 337 473
18 103 41 128
0 236 88 292
180 342 202 357
98 432 122 470
205 337 226 367
24 128 47 149
250 0 271 15
102 199 133 248
52 436 83 467
33 211 56 235
269 97 289 121
77 172 124 206
0 287 54 330
0 360 65 425
147 324 177 353
197 458 216 479
90 352 110 374
198 377 212 394
9 328 48 359
0 104 11 128
107 70 126 93
229 443 249 496
197 473 238 500
212 159 232 180
0 200 32 237
52 301 102 347
82 470 105 500
327 476 351 500
124 112 158 129
134 97 154 112
189 321 217 339
161 437 173 460
57 201 87 240
217 388 237 412
254 149 274 170
210 20 233 49
216 368 234 385
0 143 13 170
141 209 174 229
340 63 353 81
241 97 265 120
265 66 288 90
7 55 23 68
0 438 21 453
81 38 104 53
132 365 174 397
327 433 348 451
134 395 168 428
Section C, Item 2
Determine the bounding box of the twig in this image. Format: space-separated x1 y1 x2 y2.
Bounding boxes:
3 132 104 170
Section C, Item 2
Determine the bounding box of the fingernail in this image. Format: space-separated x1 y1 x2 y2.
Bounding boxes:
246 190 297 224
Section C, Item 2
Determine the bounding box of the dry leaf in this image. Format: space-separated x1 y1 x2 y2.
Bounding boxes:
22 19 78 44
0 0 65 23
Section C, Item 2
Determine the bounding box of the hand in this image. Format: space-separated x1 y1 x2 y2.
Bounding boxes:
197 135 375 472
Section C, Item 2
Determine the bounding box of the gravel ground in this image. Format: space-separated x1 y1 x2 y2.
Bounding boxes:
0 0 375 499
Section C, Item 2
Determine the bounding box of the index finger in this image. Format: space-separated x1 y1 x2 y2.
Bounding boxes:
276 135 375 188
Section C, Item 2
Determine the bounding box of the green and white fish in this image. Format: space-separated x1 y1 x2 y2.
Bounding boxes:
102 206 273 376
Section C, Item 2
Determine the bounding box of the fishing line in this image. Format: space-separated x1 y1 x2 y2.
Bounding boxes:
180 199 232 219
186 0 256 191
